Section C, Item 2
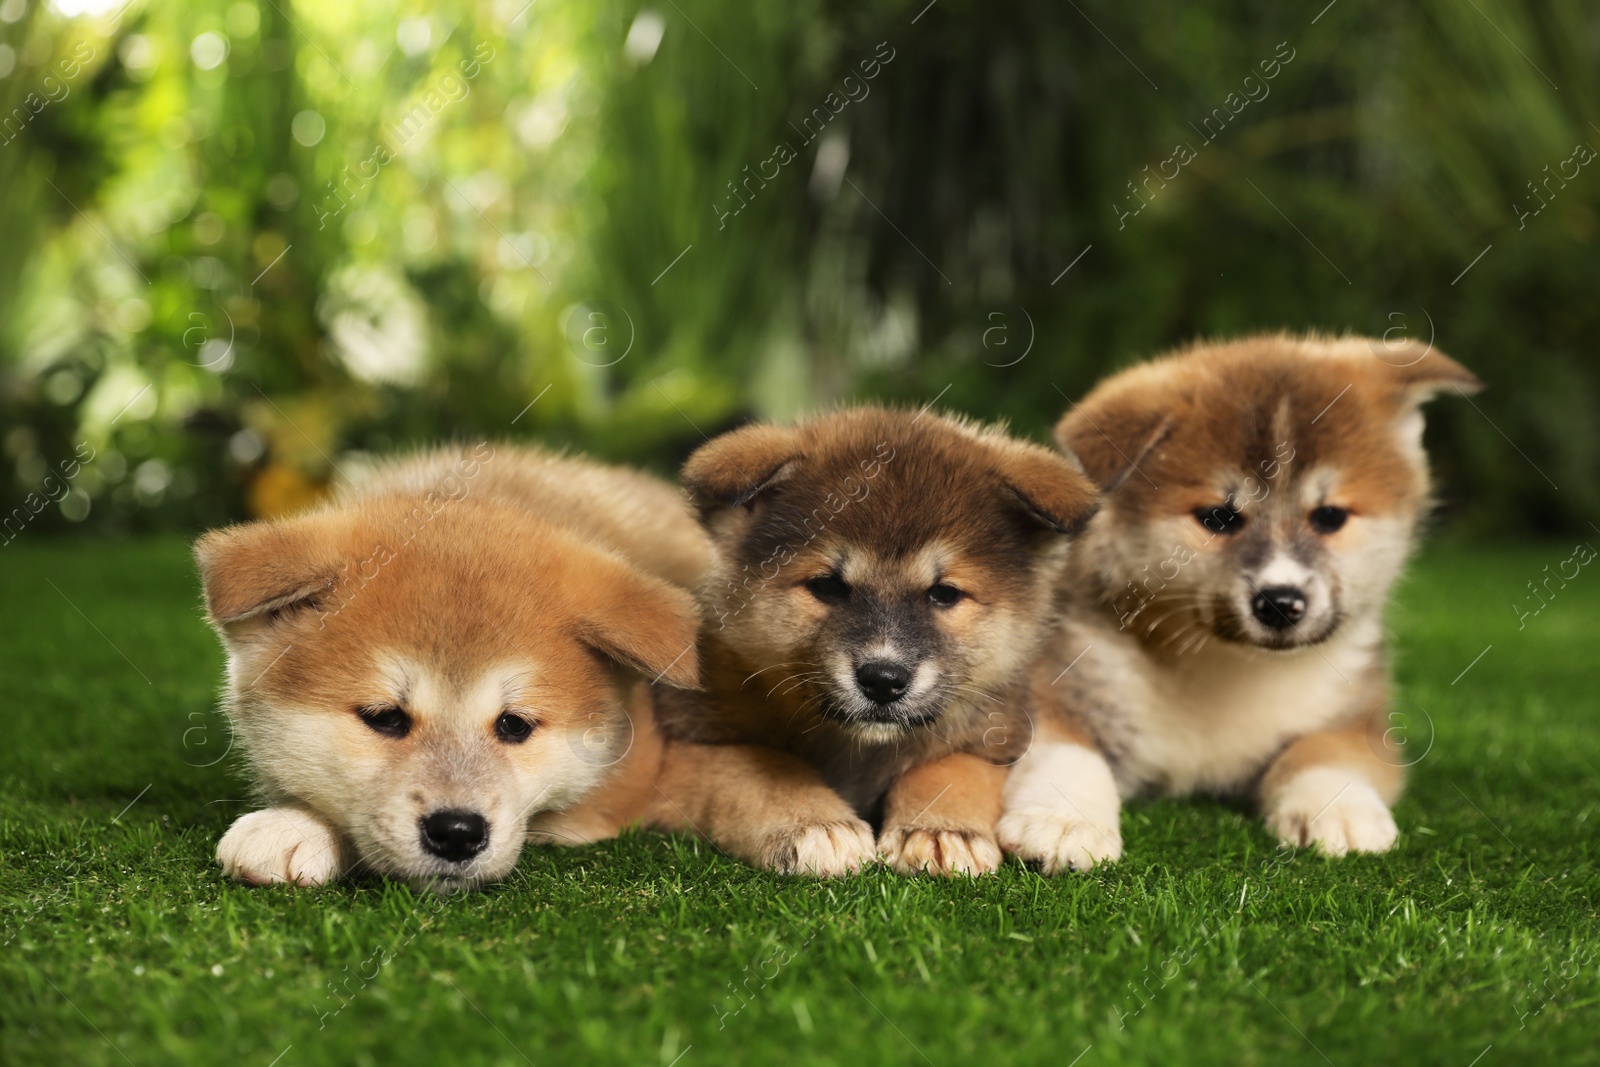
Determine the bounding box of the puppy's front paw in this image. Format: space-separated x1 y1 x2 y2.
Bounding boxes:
761 819 876 877
217 808 345 887
998 807 1122 874
879 826 1002 877
1265 769 1398 856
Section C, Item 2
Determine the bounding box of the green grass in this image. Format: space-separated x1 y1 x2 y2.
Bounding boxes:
1 537 1596 1067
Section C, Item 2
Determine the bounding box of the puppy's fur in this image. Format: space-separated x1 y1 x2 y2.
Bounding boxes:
1000 334 1481 870
648 407 1099 876
198 444 708 891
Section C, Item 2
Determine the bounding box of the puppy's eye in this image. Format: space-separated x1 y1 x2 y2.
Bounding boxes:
928 583 964 607
494 712 535 744
357 705 411 738
1309 505 1349 534
1195 505 1244 536
804 574 851 604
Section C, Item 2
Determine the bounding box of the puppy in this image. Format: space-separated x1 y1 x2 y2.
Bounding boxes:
197 443 707 891
647 407 1100 876
999 334 1482 869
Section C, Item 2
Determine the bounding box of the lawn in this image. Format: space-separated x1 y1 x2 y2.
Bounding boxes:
1 536 1596 1066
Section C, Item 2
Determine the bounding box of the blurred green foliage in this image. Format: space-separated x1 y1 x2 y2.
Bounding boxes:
1 0 1595 538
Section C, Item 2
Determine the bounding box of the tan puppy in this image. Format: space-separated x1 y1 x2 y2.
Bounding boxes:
647 407 1099 876
198 443 707 891
999 334 1481 870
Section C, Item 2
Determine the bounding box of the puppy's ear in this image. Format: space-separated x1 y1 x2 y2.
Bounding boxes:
681 423 803 516
1054 387 1175 493
194 520 339 633
576 555 701 689
1361 343 1482 457
988 438 1101 535
1375 342 1484 404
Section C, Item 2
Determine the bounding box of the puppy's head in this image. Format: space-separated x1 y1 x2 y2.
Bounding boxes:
684 407 1098 740
195 498 698 891
1060 333 1481 652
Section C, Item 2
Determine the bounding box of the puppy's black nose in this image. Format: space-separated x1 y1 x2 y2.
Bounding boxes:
420 810 488 862
855 661 911 705
1251 586 1308 630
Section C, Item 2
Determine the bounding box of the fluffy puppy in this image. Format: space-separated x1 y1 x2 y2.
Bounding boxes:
198 443 707 892
648 407 1100 876
999 334 1482 870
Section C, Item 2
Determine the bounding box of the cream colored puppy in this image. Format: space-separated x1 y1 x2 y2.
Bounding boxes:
198 444 707 892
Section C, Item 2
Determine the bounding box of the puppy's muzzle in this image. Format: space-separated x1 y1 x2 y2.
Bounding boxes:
420 810 489 862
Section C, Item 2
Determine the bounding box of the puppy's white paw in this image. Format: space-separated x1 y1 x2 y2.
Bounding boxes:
217 808 345 887
879 826 1003 877
999 741 1123 874
763 819 876 877
1265 768 1398 857
998 806 1122 873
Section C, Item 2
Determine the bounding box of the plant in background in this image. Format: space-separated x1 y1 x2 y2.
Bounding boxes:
2 0 1596 537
